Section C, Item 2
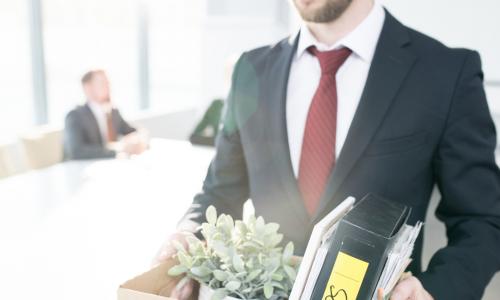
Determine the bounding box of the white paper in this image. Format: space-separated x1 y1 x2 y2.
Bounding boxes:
289 197 355 300
371 221 423 300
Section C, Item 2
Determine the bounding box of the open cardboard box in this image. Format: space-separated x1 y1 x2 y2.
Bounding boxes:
118 256 301 300
118 258 198 300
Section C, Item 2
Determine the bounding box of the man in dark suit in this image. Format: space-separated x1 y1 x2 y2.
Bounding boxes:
156 0 500 299
64 70 146 160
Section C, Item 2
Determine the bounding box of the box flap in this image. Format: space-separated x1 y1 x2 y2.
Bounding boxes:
120 259 178 296
118 288 171 300
118 258 198 300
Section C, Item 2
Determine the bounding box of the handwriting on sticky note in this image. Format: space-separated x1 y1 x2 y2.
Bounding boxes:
322 251 369 300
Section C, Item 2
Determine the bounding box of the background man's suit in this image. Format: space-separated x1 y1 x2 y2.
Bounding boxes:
180 11 500 299
63 104 136 160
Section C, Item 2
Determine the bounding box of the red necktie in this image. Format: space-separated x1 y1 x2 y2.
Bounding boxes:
298 46 352 216
106 112 117 142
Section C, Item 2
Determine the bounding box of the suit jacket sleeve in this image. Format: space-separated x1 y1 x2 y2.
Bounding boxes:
115 110 136 136
64 110 116 160
178 55 250 232
417 51 500 299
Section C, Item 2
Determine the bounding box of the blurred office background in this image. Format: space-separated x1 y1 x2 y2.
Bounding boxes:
0 0 499 153
0 0 498 299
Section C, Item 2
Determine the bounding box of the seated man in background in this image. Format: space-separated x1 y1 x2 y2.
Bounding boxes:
64 70 147 160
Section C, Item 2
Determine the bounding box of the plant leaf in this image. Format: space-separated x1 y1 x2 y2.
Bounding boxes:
271 273 283 281
225 280 241 291
283 265 297 282
269 233 283 247
255 216 265 235
247 269 261 281
206 206 217 225
191 266 212 277
211 288 227 300
213 270 228 281
212 240 228 257
265 222 280 234
282 242 294 263
264 282 274 299
168 264 188 276
233 254 245 273
172 240 186 252
177 251 192 267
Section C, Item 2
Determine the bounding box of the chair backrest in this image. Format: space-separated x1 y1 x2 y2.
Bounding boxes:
0 147 8 179
21 126 63 170
0 140 30 179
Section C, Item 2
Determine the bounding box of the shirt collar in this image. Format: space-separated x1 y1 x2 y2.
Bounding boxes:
87 100 112 115
296 1 385 62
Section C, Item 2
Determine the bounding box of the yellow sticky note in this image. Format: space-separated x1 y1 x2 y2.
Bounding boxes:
321 251 369 300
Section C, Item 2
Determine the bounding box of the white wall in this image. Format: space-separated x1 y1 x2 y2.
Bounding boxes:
201 0 291 105
131 108 198 141
486 87 500 120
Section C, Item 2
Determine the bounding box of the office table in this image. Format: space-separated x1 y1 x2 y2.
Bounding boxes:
0 139 498 300
0 139 215 300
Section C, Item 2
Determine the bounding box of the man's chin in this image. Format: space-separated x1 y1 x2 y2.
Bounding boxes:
296 0 317 6
294 0 352 23
300 13 324 23
299 11 334 23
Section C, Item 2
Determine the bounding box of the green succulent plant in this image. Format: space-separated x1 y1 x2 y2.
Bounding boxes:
168 206 298 300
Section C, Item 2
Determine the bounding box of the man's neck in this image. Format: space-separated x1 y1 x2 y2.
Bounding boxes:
306 0 374 46
87 100 111 113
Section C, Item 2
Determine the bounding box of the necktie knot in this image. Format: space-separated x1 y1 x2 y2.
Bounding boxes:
308 46 352 74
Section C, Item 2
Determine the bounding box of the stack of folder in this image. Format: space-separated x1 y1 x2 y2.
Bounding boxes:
290 194 422 300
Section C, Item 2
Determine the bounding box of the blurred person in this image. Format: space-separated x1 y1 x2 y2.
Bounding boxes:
63 70 147 160
156 0 500 299
189 98 224 146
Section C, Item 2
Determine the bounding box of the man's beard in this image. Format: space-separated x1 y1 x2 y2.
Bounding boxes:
295 0 353 23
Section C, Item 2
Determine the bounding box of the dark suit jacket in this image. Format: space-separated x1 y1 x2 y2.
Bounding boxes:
63 103 136 160
180 11 500 299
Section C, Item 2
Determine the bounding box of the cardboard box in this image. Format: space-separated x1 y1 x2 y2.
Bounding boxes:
118 258 197 300
118 257 300 300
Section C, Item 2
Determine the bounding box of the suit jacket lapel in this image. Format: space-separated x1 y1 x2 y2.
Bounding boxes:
112 109 121 137
83 104 104 146
313 12 417 221
264 35 311 225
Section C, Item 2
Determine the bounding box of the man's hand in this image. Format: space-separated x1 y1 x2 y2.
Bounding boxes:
378 276 433 300
152 232 197 300
152 232 189 266
122 132 148 155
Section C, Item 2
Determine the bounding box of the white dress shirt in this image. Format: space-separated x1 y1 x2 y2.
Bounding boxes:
286 2 385 177
87 101 112 144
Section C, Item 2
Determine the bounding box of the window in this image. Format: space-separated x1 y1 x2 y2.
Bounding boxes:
148 0 203 111
0 0 33 140
43 0 140 124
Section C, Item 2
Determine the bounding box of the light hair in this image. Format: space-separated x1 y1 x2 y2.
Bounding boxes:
81 69 106 85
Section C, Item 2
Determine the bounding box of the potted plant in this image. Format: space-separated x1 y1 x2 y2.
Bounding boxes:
168 206 298 300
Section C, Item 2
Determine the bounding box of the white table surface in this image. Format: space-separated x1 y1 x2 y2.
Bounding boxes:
0 139 215 300
0 139 498 300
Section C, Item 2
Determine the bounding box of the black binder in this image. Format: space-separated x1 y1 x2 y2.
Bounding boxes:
311 193 410 300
